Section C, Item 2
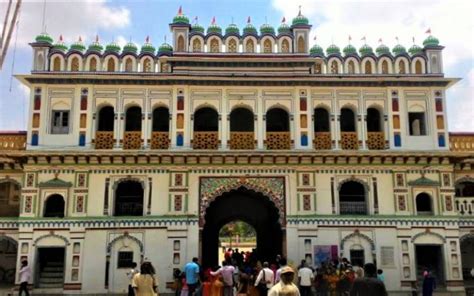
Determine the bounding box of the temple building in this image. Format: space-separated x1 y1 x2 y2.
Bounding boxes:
0 7 473 295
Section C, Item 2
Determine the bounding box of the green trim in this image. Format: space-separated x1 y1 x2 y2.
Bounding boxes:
313 193 317 211
38 177 73 188
407 176 439 186
168 194 172 212
185 193 188 212
297 193 300 211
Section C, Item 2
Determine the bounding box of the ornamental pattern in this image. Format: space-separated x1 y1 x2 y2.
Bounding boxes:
199 176 285 226
123 131 142 150
95 131 114 149
398 195 406 211
150 132 170 149
76 195 84 212
265 132 291 150
313 132 332 150
367 132 385 150
193 132 219 149
229 132 255 149
24 196 32 213
340 132 359 150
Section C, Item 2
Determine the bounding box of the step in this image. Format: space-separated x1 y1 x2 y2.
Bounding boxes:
38 283 64 288
42 267 64 272
39 277 64 284
40 272 64 278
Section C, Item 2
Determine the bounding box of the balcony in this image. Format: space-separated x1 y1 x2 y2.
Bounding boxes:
123 131 142 150
265 132 291 150
450 132 474 151
94 131 114 149
456 197 474 216
339 201 367 215
313 132 332 150
150 132 170 149
192 131 219 150
229 132 255 150
367 132 385 150
0 131 26 150
340 132 359 150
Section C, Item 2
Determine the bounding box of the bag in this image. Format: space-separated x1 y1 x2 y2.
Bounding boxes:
257 269 267 290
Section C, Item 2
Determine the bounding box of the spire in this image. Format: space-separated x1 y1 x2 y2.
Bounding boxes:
247 16 251 24
282 16 286 23
59 35 63 42
348 35 352 43
298 5 302 16
78 36 82 42
95 34 99 42
145 35 150 43
211 16 216 25
395 36 399 43
178 5 182 15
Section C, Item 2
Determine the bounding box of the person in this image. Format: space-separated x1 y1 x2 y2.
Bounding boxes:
184 258 200 296
275 257 288 283
268 266 300 296
127 262 139 296
376 269 384 283
18 260 31 296
173 268 183 296
297 262 314 296
471 267 474 279
349 263 387 296
132 261 158 296
255 262 274 296
211 261 236 296
422 270 436 296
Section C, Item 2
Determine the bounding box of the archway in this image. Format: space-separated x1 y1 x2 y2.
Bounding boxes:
0 236 17 286
415 193 433 215
218 221 256 265
44 194 65 218
0 180 21 217
339 181 367 215
114 180 144 216
461 234 474 285
201 187 283 268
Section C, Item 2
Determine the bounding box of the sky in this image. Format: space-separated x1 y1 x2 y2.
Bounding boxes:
0 0 473 131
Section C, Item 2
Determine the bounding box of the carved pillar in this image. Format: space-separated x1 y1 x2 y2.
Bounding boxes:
147 177 152 215
372 177 379 214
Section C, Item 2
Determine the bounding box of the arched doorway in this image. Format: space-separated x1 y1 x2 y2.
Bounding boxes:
461 234 474 286
43 194 65 218
0 236 17 286
339 181 367 215
95 105 115 149
151 106 170 149
415 193 433 215
201 187 283 268
218 221 256 265
124 106 142 149
265 108 290 149
193 107 219 149
229 107 255 149
114 180 144 216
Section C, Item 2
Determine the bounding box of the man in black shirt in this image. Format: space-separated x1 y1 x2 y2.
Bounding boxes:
350 263 388 296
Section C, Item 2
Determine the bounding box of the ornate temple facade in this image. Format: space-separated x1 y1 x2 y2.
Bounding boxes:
0 8 473 295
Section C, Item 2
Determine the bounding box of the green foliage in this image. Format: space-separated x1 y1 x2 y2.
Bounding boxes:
219 221 256 238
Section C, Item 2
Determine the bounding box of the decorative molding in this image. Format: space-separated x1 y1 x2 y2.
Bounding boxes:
337 176 370 192
411 230 446 243
407 176 440 187
38 177 73 188
33 233 70 246
340 231 375 251
106 233 144 256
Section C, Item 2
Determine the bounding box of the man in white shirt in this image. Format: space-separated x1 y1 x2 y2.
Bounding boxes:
126 262 139 296
255 262 274 296
269 266 300 296
298 262 314 296
19 260 31 296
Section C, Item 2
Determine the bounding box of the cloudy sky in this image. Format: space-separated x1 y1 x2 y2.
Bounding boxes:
0 0 472 131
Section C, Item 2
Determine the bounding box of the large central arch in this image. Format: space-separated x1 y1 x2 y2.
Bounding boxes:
201 186 283 268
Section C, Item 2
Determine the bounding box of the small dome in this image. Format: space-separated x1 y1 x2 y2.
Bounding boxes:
53 35 68 52
172 6 189 24
310 44 324 56
191 23 205 34
343 44 357 56
158 42 173 54
408 44 423 55
87 36 103 53
243 17 257 35
225 23 240 36
105 41 121 54
392 44 407 56
278 17 291 35
207 17 222 35
70 37 86 52
123 42 138 54
326 44 341 56
260 23 275 35
423 35 439 47
35 32 53 44
292 9 309 26
141 37 155 54
376 43 391 56
359 44 374 57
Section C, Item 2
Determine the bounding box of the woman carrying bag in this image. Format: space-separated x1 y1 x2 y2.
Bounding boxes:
133 261 159 296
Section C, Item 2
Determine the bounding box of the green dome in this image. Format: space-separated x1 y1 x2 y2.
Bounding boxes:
35 32 53 44
207 18 222 35
310 44 324 56
172 7 189 24
123 42 138 54
359 44 374 56
392 44 407 56
191 23 205 34
260 23 275 35
423 35 439 47
105 41 121 54
53 36 68 52
326 44 341 56
408 44 423 55
292 10 309 26
243 23 257 35
88 36 103 53
70 37 86 52
343 44 357 56
158 42 173 54
278 23 291 35
376 43 391 56
225 23 240 35
141 37 155 54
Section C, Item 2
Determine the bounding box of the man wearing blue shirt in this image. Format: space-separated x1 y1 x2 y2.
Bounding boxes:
184 257 200 295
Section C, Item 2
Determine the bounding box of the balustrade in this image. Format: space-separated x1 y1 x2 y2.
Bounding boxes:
123 131 142 150
450 133 474 151
150 132 170 149
313 132 332 150
367 132 385 150
265 132 291 150
340 132 359 150
0 132 26 150
94 131 114 149
229 132 255 150
192 131 219 149
339 201 367 215
456 197 474 215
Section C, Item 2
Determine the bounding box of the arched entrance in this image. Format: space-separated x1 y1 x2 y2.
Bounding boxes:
0 236 17 286
201 187 283 268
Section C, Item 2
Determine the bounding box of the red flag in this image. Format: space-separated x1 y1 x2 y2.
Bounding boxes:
348 35 352 41
247 16 251 23
145 35 149 43
395 36 399 42
59 35 63 42
95 35 99 42
378 38 382 43
425 28 431 34
313 36 317 41
282 17 286 23
361 36 366 42
211 17 216 25
78 36 82 42
178 6 182 15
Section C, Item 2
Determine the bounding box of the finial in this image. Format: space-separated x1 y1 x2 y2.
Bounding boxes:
211 16 216 25
247 16 251 24
95 34 99 43
194 16 198 24
282 16 286 23
361 36 366 43
298 5 302 16
164 35 167 43
378 38 382 43
145 35 150 43
265 16 268 23
395 36 399 43
129 36 132 43
59 35 63 42
231 17 234 24
78 36 82 42
313 35 317 41
412 36 415 44
425 28 431 34
178 5 182 15
348 35 352 43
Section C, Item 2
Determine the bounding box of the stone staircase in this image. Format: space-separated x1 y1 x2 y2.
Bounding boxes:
38 261 64 289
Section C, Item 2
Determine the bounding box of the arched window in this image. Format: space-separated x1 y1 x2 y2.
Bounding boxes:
366 108 382 132
115 180 143 216
416 193 432 215
455 181 474 197
44 194 65 218
331 60 338 74
152 107 170 132
348 61 355 74
210 38 220 53
246 39 254 53
381 60 389 74
228 39 237 53
263 39 272 53
230 108 254 132
89 57 97 71
98 106 114 131
339 181 367 215
194 107 218 132
107 58 115 72
177 35 185 52
266 108 289 132
53 57 61 71
415 60 423 74
36 53 44 70
71 57 79 71
297 36 305 53
340 108 356 132
143 58 152 72
125 106 142 132
314 61 322 74
125 58 133 72
281 39 290 53
431 56 439 73
364 61 372 74
399 60 406 74
314 108 330 132
193 39 202 52
0 181 21 217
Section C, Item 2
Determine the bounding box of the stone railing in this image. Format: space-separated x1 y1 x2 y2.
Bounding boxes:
367 132 385 150
265 132 291 150
313 132 332 150
340 132 359 150
150 132 170 149
229 132 255 150
123 131 142 149
192 131 219 149
339 201 367 215
0 132 26 150
450 133 474 151
94 131 114 149
456 197 473 216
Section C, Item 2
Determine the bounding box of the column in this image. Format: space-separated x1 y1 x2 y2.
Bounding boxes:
333 94 340 149
220 90 228 149
359 94 367 150
257 89 264 149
